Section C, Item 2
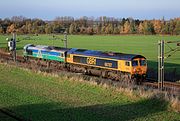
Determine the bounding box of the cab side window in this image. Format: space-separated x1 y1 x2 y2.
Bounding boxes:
27 50 33 55
61 53 64 57
125 61 130 66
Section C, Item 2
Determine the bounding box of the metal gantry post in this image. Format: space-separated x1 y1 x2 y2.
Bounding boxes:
64 31 67 48
158 40 164 90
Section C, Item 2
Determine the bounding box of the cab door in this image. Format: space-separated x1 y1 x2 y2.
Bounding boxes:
118 60 132 73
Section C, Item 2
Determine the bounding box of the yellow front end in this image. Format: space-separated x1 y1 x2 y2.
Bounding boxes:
66 54 73 63
118 58 147 79
131 58 147 79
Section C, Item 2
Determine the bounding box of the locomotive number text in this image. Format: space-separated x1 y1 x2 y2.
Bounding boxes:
104 62 112 67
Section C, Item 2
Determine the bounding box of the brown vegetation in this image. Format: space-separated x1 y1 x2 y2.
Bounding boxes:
0 16 180 35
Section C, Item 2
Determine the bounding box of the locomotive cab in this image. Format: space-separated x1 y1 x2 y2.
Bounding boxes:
23 44 34 56
131 57 147 79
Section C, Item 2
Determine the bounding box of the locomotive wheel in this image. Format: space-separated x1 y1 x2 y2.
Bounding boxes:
83 68 88 75
101 71 108 78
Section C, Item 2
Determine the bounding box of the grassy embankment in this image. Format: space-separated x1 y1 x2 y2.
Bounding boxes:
0 63 180 121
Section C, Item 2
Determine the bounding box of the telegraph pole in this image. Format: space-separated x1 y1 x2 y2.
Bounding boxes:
12 33 17 62
158 40 164 90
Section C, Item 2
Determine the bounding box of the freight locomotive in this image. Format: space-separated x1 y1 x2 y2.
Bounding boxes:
23 44 147 83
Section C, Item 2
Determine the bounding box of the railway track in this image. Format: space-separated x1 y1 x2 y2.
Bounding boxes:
164 81 180 88
0 49 24 62
143 81 180 89
143 78 180 89
0 49 180 95
142 80 180 96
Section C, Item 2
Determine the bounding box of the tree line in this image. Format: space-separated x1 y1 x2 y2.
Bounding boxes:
0 16 179 35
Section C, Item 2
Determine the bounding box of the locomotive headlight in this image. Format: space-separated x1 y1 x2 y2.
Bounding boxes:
133 68 143 74
133 68 137 73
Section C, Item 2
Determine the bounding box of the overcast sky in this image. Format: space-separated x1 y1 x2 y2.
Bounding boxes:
0 0 179 20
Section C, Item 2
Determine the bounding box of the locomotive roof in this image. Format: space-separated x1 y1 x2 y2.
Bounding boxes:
26 44 70 52
68 48 146 60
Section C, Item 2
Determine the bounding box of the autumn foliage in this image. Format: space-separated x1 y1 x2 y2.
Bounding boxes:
0 16 180 35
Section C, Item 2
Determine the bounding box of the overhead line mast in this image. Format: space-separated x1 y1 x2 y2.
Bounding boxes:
158 40 180 90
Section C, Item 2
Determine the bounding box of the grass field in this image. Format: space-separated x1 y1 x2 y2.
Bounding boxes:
0 34 179 78
0 63 180 121
0 35 179 62
0 112 17 121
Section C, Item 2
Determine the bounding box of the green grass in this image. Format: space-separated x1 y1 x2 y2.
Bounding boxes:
0 63 180 121
0 112 17 121
0 34 180 76
0 35 179 61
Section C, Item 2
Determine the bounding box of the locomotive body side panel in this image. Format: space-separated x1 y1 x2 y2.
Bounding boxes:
118 60 132 73
67 54 119 70
24 45 69 62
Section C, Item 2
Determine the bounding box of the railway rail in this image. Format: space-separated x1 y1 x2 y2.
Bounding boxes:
0 49 180 96
143 79 180 89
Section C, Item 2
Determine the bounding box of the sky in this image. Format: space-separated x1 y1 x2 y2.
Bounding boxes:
0 0 180 20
